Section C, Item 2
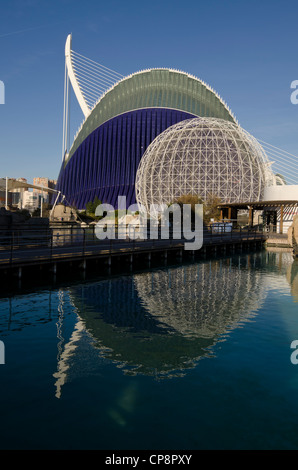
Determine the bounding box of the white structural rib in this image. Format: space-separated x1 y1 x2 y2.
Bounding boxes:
65 34 90 118
62 34 123 161
65 33 123 117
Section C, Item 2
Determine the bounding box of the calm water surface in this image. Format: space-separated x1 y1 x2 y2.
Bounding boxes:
0 249 298 450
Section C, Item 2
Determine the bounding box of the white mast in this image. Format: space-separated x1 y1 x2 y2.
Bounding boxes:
62 34 91 162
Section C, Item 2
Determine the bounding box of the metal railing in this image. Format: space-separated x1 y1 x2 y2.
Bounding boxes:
0 224 265 267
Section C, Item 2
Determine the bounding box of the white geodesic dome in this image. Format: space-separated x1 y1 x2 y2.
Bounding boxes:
135 117 276 212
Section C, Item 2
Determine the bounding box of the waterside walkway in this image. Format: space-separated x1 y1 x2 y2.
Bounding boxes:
0 226 266 281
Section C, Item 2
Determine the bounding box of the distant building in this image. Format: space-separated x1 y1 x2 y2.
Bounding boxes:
0 190 12 208
22 191 41 213
0 178 23 209
10 178 27 209
33 178 57 204
33 177 57 190
10 177 27 191
0 177 57 212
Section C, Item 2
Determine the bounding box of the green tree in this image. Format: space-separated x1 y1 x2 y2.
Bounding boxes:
170 193 221 225
172 194 203 212
203 194 221 225
86 201 94 215
86 196 102 216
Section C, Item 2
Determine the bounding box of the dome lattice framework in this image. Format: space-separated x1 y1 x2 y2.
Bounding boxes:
135 117 275 212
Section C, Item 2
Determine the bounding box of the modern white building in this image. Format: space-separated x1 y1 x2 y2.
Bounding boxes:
263 185 298 234
22 191 42 213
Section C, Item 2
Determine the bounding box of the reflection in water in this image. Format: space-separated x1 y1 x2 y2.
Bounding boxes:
264 248 297 293
135 258 262 339
53 290 86 398
287 261 298 303
0 292 53 335
66 254 267 382
0 251 297 400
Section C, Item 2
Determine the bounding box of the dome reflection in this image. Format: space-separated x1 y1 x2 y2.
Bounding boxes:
70 255 266 378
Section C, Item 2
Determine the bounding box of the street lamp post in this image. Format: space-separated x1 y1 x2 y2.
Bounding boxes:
5 176 8 210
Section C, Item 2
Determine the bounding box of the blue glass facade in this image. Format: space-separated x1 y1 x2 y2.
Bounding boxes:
55 108 196 209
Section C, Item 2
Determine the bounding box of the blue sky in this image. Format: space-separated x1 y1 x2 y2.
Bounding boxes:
0 0 298 183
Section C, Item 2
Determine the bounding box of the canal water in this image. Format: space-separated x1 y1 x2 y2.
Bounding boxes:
0 249 297 450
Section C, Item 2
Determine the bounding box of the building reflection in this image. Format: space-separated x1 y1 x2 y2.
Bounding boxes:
2 252 296 399
287 260 298 303
66 255 266 381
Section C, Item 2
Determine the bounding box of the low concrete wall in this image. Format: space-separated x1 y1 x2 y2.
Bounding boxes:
288 215 298 256
266 233 291 247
